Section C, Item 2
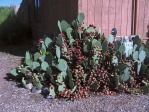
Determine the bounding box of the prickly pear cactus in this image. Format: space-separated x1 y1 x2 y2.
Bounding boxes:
10 13 149 100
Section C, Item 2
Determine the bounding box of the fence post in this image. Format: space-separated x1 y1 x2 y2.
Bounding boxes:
131 0 135 35
134 0 138 35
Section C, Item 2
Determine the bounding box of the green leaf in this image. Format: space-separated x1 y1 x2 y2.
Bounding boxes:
139 50 146 62
146 41 149 51
114 41 121 50
41 61 49 71
86 27 95 33
79 31 81 40
56 37 63 47
133 51 138 61
107 34 114 43
69 78 74 89
25 51 31 60
115 51 122 62
119 67 130 82
32 62 40 70
20 68 27 74
70 39 75 45
57 59 68 72
116 63 128 71
49 85 56 98
45 54 52 66
22 77 26 86
77 13 85 23
133 35 140 44
128 49 133 56
61 20 69 32
82 24 87 30
119 45 125 54
56 46 61 59
25 59 33 66
115 75 120 86
33 76 43 89
71 86 77 92
71 20 78 37
61 72 67 79
67 71 75 89
46 67 52 76
87 27 95 38
41 43 46 53
140 64 147 73
92 39 102 49
102 40 108 53
25 51 32 66
45 37 52 48
58 20 62 33
57 73 63 83
10 69 18 76
112 56 118 64
139 46 144 54
58 83 66 92
34 82 43 89
66 27 73 39
144 48 149 58
83 45 88 53
34 52 40 61
98 27 102 34
133 44 138 53
63 45 67 53
137 61 141 75
39 55 45 62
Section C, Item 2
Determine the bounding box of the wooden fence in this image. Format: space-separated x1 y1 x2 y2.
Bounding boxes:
18 0 149 38
78 0 149 38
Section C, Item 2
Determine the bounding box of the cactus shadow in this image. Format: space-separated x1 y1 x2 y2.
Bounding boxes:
4 73 24 88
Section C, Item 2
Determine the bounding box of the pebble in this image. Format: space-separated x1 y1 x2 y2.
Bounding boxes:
46 95 53 99
42 87 50 96
31 87 37 93
25 83 33 90
36 89 42 94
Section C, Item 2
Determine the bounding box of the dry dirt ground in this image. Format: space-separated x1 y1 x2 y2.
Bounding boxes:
0 45 149 112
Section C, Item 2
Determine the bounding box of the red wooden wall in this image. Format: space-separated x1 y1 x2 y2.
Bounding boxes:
19 0 149 38
78 0 132 37
136 0 149 38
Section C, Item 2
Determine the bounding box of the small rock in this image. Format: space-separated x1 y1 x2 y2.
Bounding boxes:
36 89 42 94
42 87 50 96
31 87 37 93
46 95 53 99
25 83 33 90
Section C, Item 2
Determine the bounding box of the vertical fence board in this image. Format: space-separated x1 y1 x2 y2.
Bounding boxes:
121 0 128 36
21 0 149 38
79 0 132 37
141 0 149 37
108 0 116 36
94 0 102 31
79 0 88 24
126 0 132 36
114 0 122 36
102 0 109 37
137 0 145 37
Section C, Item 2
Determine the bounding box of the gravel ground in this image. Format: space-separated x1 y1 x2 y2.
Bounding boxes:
0 45 149 112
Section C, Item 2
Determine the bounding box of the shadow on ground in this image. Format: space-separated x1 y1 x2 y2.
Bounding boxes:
0 44 36 57
4 73 23 87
